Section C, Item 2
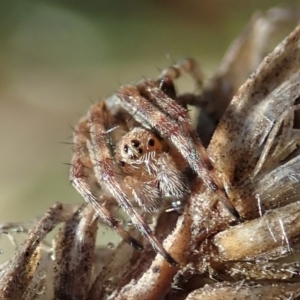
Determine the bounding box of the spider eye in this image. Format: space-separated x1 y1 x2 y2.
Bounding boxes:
138 148 143 154
119 160 125 166
148 139 155 146
124 144 129 153
131 139 140 147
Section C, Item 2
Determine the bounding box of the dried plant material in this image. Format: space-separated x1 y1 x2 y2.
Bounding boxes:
212 201 300 260
185 282 300 300
209 20 300 186
222 261 300 281
202 7 300 122
1 7 300 300
0 203 68 299
53 204 98 299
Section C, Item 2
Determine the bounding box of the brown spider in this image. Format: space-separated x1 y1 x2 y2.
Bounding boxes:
69 58 239 266
2 8 300 300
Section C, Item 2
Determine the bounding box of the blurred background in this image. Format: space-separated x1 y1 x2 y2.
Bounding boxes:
0 0 298 230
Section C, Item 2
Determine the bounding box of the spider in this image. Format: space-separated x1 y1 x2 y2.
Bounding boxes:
69 58 240 266
3 10 300 300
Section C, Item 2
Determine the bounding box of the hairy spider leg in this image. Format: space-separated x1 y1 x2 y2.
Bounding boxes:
140 58 239 218
118 85 240 219
85 102 178 266
158 58 203 89
70 116 144 252
153 58 205 107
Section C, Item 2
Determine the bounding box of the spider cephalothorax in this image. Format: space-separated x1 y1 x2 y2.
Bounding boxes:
116 127 164 171
69 58 239 266
115 127 190 212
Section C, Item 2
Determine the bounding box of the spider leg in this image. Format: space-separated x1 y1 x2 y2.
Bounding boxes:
69 116 143 252
158 58 203 90
118 85 240 219
152 58 204 107
86 102 178 266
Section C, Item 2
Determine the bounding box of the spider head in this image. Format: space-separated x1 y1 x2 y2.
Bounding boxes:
116 127 163 172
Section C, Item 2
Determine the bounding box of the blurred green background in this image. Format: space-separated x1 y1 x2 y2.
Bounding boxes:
0 0 298 225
